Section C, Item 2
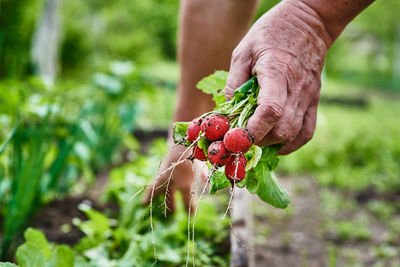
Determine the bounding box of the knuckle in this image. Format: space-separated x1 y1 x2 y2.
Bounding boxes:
257 50 297 78
231 47 241 62
272 127 290 142
258 102 284 123
288 121 304 142
231 45 247 63
277 60 292 78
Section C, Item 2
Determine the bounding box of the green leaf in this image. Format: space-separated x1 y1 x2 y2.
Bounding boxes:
197 136 210 152
233 78 255 102
245 145 262 171
16 242 46 267
213 94 226 106
52 245 74 267
245 145 289 208
242 170 259 193
0 123 17 156
256 172 290 209
93 73 123 95
24 228 52 260
196 71 228 96
172 121 191 146
260 144 283 171
76 204 111 239
209 170 231 194
0 263 19 267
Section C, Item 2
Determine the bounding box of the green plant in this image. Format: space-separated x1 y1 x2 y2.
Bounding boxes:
15 228 74 267
367 200 397 221
0 63 139 259
1 140 230 266
327 219 372 242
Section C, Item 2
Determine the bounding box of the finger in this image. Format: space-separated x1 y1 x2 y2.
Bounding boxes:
256 97 298 146
257 79 313 147
247 64 288 143
278 99 318 155
224 44 252 100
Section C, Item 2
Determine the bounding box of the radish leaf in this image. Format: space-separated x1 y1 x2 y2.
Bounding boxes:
197 71 228 96
248 146 290 208
209 170 231 194
172 121 191 146
245 145 262 171
256 172 290 209
197 136 210 151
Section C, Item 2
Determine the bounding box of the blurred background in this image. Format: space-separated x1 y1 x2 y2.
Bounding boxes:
0 0 399 266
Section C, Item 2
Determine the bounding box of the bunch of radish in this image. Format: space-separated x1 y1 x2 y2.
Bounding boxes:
173 71 290 209
186 113 253 183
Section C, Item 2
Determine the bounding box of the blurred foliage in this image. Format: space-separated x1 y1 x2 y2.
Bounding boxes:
60 0 179 78
2 140 229 266
2 0 400 91
0 61 140 259
0 0 44 77
326 0 400 90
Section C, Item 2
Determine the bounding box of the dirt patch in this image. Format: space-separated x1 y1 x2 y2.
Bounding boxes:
31 194 118 246
252 176 327 267
250 176 400 267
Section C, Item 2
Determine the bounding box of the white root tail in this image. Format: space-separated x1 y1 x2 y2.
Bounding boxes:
163 141 197 216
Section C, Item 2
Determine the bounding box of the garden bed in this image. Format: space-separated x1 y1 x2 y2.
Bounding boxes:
232 175 400 267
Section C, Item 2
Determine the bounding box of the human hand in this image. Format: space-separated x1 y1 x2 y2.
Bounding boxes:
143 143 207 214
224 0 333 155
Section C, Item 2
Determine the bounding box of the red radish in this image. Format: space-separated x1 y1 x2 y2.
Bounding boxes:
207 141 231 166
225 154 247 182
200 114 229 141
186 118 202 142
223 128 253 153
192 145 207 161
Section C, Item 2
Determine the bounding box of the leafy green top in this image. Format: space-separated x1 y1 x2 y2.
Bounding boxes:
173 71 290 209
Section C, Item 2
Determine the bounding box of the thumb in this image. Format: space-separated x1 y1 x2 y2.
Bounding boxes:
224 47 252 100
246 66 288 143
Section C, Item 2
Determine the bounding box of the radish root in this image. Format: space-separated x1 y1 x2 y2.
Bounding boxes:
191 167 215 267
163 141 197 216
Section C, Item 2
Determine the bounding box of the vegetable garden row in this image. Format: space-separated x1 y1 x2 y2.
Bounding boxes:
1 64 400 266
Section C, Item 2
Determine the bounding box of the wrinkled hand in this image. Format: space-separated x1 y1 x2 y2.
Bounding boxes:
143 144 207 213
225 1 332 155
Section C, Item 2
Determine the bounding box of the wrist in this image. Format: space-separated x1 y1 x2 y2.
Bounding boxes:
279 0 334 48
288 0 374 43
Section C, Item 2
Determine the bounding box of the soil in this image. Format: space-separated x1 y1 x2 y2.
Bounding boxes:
30 172 118 246
29 130 168 246
251 176 326 267
250 176 400 267
31 196 102 245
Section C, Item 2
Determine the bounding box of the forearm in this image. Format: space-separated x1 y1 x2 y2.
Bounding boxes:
174 0 259 122
287 0 375 46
